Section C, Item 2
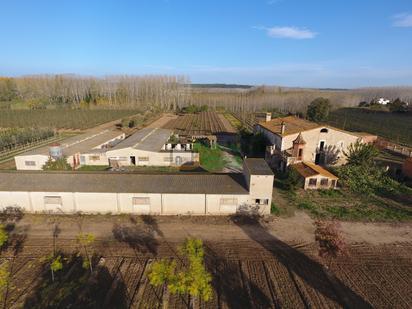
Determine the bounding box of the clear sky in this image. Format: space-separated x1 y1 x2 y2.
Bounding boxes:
1 0 411 88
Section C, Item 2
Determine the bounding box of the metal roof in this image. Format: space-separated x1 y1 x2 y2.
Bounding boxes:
243 158 274 176
109 127 172 152
17 129 124 157
0 172 249 194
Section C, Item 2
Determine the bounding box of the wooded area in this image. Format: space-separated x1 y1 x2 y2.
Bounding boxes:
1 75 412 116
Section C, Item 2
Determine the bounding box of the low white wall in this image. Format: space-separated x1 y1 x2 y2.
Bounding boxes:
0 191 262 215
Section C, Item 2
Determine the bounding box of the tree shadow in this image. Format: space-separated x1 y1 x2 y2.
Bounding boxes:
23 253 128 309
203 243 274 308
228 213 373 308
112 221 159 255
140 215 164 238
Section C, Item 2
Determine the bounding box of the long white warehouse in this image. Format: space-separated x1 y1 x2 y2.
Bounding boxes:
0 158 274 215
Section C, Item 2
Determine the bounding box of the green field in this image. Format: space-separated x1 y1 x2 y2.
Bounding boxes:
328 108 412 146
0 109 140 129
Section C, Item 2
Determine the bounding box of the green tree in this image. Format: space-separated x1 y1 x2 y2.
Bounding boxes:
42 157 72 171
0 261 10 303
50 255 63 282
307 97 331 122
0 225 8 248
147 238 212 309
76 233 95 273
343 140 379 166
148 259 179 309
389 98 408 113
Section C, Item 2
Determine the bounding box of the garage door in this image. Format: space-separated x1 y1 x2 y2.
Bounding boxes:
162 194 205 215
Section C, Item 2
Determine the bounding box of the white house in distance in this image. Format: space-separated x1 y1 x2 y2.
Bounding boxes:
106 127 199 167
0 158 274 215
14 129 126 170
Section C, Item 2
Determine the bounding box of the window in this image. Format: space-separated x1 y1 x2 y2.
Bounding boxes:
331 180 337 187
298 149 303 158
320 178 329 186
255 199 269 205
138 157 149 162
320 128 329 133
308 178 317 187
132 197 151 205
44 196 62 205
220 198 238 205
89 155 100 161
25 161 36 166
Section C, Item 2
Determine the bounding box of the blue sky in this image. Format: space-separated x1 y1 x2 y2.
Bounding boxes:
0 0 411 88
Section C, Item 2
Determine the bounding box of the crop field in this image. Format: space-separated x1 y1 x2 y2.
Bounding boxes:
0 109 139 130
1 216 411 308
328 108 412 146
163 111 235 136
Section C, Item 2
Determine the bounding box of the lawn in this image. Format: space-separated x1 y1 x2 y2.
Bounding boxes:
274 176 412 221
193 142 227 172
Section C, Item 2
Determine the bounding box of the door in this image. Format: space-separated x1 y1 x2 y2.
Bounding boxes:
315 153 321 164
130 156 136 165
175 156 182 166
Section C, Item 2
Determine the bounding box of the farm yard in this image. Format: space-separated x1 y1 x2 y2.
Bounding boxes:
163 111 236 136
0 214 411 308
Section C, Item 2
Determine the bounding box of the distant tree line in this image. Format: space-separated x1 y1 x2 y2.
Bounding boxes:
0 75 191 111
1 75 412 117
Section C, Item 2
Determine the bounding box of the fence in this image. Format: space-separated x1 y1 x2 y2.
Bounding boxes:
375 137 412 158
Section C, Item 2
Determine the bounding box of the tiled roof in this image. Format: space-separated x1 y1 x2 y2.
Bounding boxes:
292 162 338 179
258 116 321 136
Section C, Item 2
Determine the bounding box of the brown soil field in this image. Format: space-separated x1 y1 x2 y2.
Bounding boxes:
163 111 236 136
0 213 411 308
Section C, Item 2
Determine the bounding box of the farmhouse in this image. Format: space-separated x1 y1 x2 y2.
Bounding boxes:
0 158 274 215
105 127 199 167
256 114 375 171
14 129 126 170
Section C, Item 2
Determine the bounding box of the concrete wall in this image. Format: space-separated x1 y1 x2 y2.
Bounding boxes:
106 147 199 167
0 191 260 215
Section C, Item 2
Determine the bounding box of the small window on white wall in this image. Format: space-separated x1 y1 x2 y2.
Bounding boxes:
25 161 36 166
132 197 150 205
44 196 62 206
220 198 238 205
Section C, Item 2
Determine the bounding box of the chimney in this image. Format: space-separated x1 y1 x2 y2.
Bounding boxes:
281 121 286 134
265 112 272 122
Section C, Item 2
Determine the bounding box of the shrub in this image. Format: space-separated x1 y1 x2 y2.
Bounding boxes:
43 157 72 171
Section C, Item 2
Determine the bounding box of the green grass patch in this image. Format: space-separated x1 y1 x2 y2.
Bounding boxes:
77 165 110 171
193 142 227 172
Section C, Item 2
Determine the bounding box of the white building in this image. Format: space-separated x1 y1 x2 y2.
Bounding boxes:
106 127 199 167
14 129 126 170
0 158 274 215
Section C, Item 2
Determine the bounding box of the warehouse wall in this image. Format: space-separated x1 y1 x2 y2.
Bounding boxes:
0 191 258 215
